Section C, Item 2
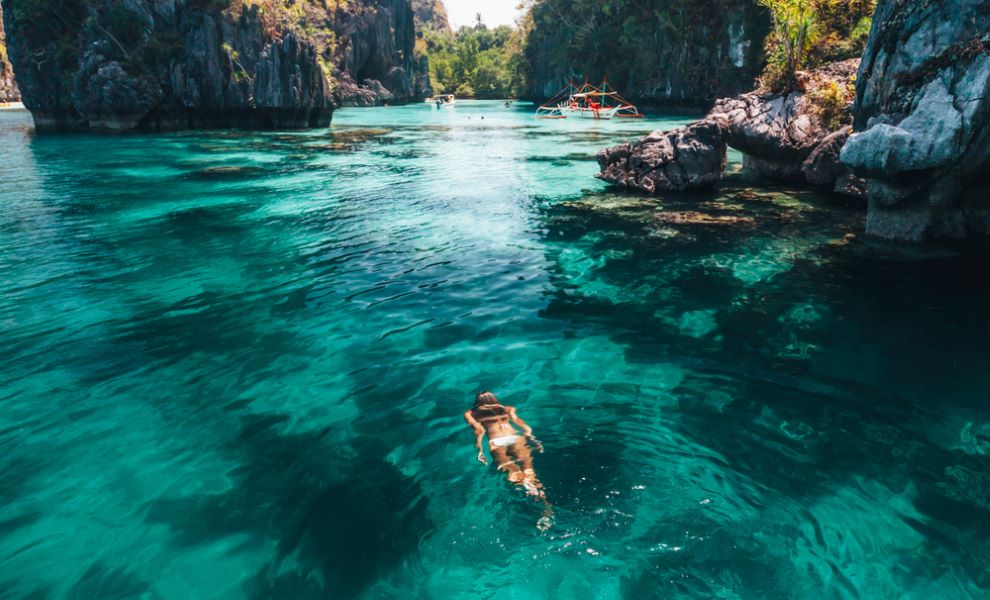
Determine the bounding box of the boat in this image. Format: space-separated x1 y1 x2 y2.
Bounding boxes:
535 80 643 120
426 94 456 108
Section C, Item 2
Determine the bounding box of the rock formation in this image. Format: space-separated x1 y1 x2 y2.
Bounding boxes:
1 0 430 130
525 0 768 107
335 0 432 106
839 0 990 241
598 60 862 196
412 0 450 33
0 3 18 103
1 0 333 131
597 121 726 192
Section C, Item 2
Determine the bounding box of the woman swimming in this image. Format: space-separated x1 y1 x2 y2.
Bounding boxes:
464 392 552 529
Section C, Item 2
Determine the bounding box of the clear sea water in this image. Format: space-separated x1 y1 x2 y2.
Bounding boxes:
1 100 990 599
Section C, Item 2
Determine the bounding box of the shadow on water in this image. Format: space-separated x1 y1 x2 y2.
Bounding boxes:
536 180 990 596
146 413 431 600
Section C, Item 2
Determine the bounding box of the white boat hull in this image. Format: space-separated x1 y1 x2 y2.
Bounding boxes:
563 106 619 119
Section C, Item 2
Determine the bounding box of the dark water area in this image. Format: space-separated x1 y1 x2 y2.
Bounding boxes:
1 101 989 599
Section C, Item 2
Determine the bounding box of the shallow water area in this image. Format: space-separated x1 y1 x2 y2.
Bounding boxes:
2 101 990 599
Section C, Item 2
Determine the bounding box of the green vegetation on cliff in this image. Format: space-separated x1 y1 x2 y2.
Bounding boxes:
4 0 343 83
758 0 875 91
422 20 526 98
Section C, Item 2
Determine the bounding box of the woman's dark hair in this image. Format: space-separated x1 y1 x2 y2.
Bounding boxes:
475 391 500 408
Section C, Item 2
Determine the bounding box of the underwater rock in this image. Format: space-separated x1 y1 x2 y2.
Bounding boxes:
654 211 756 227
840 0 990 241
596 120 727 192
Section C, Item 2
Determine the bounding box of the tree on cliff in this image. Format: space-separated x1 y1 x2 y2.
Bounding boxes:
758 0 875 92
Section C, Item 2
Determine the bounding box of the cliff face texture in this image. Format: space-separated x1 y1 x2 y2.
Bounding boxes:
840 0 990 241
1 0 333 131
1 0 428 130
0 4 19 103
335 0 431 106
525 0 769 107
412 0 450 32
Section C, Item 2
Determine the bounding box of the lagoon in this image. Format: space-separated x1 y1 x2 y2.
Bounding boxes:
1 100 989 598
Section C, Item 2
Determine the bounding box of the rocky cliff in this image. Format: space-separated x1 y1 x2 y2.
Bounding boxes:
840 0 990 241
335 0 432 106
1 0 428 131
525 0 769 107
0 3 19 103
1 0 334 131
412 0 449 33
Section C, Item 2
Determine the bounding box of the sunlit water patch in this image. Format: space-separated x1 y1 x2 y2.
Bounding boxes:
2 101 990 599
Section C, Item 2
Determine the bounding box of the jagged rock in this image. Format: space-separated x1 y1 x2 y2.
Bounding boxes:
801 126 865 197
598 61 862 196
336 0 428 106
0 3 19 103
840 0 990 241
412 0 450 32
338 76 396 107
711 93 825 180
596 120 727 192
709 59 860 181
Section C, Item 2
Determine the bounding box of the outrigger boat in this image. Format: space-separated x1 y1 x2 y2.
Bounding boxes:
535 80 643 120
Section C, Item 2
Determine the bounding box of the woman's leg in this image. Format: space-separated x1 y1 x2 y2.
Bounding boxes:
511 439 544 498
490 445 522 482
512 439 535 473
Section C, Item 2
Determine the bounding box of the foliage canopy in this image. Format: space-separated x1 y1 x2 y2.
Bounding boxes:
422 21 527 98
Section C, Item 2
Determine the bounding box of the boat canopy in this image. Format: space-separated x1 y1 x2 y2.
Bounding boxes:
535 79 643 119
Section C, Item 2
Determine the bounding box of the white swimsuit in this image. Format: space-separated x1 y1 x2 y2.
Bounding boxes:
490 435 522 447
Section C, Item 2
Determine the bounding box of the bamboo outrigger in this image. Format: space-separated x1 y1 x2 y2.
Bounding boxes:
535 79 643 120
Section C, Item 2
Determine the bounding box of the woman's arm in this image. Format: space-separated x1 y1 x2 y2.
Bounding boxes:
463 411 488 464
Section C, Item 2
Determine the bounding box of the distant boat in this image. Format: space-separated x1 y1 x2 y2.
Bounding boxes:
426 94 456 107
536 80 642 120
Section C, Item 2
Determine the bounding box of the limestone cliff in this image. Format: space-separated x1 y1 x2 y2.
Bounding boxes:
2 0 335 131
335 0 432 106
0 4 18 103
412 0 449 33
525 0 769 107
1 0 428 130
840 0 990 241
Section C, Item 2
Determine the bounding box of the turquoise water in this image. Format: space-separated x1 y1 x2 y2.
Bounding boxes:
1 100 989 599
